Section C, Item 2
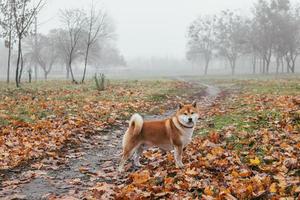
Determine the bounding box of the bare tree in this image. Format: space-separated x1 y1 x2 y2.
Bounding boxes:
186 15 217 75
251 0 300 74
186 0 300 75
60 9 86 83
47 29 71 79
81 2 113 83
10 0 44 87
37 40 56 80
216 10 249 75
283 6 300 73
252 0 276 74
24 33 58 80
0 0 16 83
269 0 290 74
92 40 126 69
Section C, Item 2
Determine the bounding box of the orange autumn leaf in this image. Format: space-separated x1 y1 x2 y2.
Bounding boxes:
164 177 174 185
204 186 214 196
239 168 252 177
211 146 224 156
131 170 151 185
269 183 277 193
285 124 294 132
185 168 198 176
107 117 115 124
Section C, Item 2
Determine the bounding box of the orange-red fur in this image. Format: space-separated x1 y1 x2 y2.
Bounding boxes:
119 102 199 172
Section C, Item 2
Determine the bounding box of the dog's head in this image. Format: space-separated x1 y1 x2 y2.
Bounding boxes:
176 101 199 128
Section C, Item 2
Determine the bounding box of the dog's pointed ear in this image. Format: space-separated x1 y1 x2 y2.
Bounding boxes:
192 101 197 108
178 102 184 109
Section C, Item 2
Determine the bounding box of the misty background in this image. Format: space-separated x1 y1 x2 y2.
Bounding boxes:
0 0 299 81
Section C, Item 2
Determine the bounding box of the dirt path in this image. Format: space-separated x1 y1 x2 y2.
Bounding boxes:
0 81 222 200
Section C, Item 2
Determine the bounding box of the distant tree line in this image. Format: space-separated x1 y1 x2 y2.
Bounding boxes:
187 0 300 75
0 0 125 87
0 0 44 87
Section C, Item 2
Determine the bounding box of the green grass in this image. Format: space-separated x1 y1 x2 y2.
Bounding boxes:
149 93 168 102
198 110 280 136
0 79 197 127
196 76 299 157
235 80 300 95
0 118 10 126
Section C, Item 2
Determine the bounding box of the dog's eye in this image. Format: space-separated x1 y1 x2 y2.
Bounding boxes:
184 113 188 115
191 112 194 115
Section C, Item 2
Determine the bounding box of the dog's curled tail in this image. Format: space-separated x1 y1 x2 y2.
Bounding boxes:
129 113 143 136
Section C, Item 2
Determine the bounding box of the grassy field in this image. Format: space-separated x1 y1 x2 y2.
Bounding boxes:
0 79 197 170
111 76 300 199
0 80 192 126
198 77 300 134
1 76 300 199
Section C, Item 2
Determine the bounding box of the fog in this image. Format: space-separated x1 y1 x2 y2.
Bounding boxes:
0 0 299 81
40 0 254 59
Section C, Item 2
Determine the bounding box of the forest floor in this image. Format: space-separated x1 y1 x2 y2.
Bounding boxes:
0 76 300 199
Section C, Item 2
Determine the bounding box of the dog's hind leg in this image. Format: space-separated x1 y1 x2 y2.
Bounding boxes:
133 145 143 167
118 141 140 172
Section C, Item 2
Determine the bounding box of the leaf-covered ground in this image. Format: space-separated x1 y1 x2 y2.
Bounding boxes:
0 80 195 170
1 77 300 200
85 78 300 200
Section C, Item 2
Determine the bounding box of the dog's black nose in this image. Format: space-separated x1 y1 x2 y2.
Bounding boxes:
188 118 193 122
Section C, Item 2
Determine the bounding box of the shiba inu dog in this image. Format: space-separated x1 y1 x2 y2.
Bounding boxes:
118 102 199 172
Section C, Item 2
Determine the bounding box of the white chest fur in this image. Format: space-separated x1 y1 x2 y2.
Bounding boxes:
172 117 194 147
180 128 194 147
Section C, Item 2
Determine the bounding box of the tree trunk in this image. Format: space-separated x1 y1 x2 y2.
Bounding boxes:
262 59 266 74
291 59 295 73
7 35 12 84
42 65 48 80
28 71 32 83
285 55 291 73
204 59 209 75
230 58 236 75
259 58 262 73
18 49 24 83
34 64 38 81
266 60 270 74
252 55 256 74
264 57 270 74
68 60 76 83
81 45 90 83
232 61 235 75
276 56 280 74
15 38 22 88
266 50 272 74
281 57 284 73
66 62 70 79
7 7 12 84
290 55 297 73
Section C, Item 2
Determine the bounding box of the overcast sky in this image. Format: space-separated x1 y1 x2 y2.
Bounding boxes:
39 0 256 59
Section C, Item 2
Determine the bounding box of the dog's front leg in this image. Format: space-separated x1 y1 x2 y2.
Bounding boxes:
174 145 184 168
